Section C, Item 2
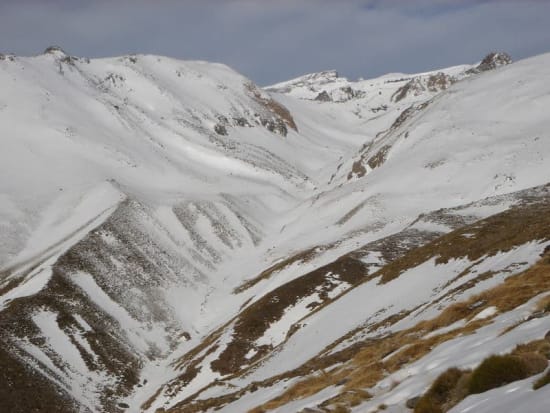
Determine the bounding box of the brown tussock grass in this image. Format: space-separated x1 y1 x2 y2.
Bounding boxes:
414 340 548 412
378 200 550 284
167 200 550 413
233 247 319 293
247 245 550 413
245 82 298 131
212 257 367 376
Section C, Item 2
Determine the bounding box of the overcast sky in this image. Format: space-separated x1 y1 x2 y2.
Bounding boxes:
1 0 549 85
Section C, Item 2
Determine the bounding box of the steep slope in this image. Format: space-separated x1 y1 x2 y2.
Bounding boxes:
140 53 550 412
0 46 384 412
1 49 549 413
0 48 361 412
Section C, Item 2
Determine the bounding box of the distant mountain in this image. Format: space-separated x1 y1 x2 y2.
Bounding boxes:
1 49 549 413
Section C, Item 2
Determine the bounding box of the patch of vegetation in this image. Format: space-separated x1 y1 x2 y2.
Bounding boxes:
535 294 550 313
212 257 367 375
414 368 471 413
244 243 550 413
377 199 550 284
166 198 550 413
414 347 548 413
245 82 298 133
367 145 392 170
533 371 550 390
233 246 320 293
468 354 535 394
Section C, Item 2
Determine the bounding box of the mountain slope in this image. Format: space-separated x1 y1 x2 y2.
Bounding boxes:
1 50 549 413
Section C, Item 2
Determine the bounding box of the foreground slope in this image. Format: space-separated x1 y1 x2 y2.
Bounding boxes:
0 50 549 413
143 53 550 412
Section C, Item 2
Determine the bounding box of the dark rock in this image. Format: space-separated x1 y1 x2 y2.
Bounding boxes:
336 378 349 386
117 402 130 409
43 46 66 55
233 117 251 127
314 91 332 102
371 104 388 113
477 52 512 72
261 118 288 136
426 72 454 92
467 52 512 74
392 73 454 103
60 55 77 65
406 396 421 409
530 310 546 319
545 330 550 342
339 86 364 100
214 124 228 136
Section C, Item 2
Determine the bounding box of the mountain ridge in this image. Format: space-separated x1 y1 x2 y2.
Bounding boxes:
1 49 550 413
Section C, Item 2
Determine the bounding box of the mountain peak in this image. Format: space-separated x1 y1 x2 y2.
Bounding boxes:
43 45 67 56
2 49 550 413
474 51 513 72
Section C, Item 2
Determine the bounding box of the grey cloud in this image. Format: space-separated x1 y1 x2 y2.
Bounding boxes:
0 0 549 84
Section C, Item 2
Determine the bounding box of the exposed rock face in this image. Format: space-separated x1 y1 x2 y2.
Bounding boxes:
406 396 421 409
315 90 332 102
467 52 513 74
269 70 340 94
245 82 298 135
43 45 67 55
392 72 455 102
2 48 550 413
477 52 513 71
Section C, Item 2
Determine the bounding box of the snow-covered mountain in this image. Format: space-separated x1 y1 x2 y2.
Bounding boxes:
1 49 549 413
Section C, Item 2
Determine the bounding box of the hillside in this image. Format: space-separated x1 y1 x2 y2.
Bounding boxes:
0 49 549 413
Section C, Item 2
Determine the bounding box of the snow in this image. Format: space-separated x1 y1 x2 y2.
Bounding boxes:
353 294 550 412
448 374 550 413
424 319 467 339
257 292 321 347
271 385 339 413
241 256 473 381
0 265 53 311
1 49 550 413
71 271 170 354
27 309 114 412
472 306 498 321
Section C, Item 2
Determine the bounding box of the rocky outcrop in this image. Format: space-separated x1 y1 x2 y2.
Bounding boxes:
467 52 512 74
392 72 455 102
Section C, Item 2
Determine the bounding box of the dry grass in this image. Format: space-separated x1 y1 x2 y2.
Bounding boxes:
468 353 546 394
245 82 298 132
233 247 319 293
533 371 550 390
367 145 392 170
245 244 550 413
377 200 550 284
248 373 337 413
346 143 393 180
414 341 548 413
413 367 467 413
511 339 550 358
348 157 368 180
535 294 550 313
167 199 550 413
212 257 367 376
